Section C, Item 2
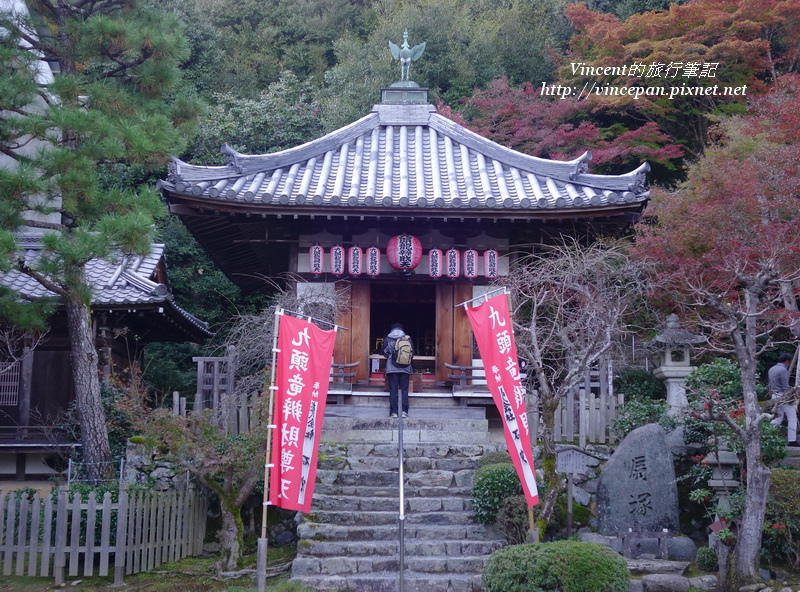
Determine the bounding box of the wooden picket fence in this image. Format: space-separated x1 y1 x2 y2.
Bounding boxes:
0 487 207 585
553 360 623 446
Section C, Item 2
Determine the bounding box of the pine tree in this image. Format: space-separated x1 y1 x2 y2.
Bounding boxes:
0 0 200 482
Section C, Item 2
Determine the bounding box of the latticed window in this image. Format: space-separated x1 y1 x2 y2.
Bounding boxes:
0 362 20 406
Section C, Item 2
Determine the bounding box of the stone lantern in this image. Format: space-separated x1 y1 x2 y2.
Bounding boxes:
703 446 740 515
652 314 705 415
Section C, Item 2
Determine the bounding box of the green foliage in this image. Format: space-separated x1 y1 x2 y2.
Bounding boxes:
762 468 800 568
683 360 784 464
186 71 324 164
695 546 719 572
686 359 761 404
62 379 138 462
612 398 673 438
471 462 523 524
482 541 630 592
615 369 666 401
318 0 571 129
477 450 512 469
496 495 530 545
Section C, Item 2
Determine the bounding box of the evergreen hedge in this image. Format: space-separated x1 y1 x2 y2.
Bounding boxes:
482 541 630 592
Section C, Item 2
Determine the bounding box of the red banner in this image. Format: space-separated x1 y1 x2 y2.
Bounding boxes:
465 293 539 506
269 314 337 512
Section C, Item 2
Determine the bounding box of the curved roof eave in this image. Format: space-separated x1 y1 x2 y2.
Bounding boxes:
163 103 650 212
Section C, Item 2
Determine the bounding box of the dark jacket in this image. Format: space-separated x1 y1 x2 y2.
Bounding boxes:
383 327 413 375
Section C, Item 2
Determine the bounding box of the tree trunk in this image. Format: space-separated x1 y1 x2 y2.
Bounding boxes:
65 297 114 483
727 286 771 589
217 498 245 572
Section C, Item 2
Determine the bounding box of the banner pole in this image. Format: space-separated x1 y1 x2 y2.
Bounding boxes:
398 412 405 592
257 307 283 592
528 507 539 543
454 287 508 309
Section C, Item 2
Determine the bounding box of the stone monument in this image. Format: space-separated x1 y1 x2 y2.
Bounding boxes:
597 423 680 535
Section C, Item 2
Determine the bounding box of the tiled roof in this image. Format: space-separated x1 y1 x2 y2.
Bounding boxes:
3 236 211 337
161 103 650 212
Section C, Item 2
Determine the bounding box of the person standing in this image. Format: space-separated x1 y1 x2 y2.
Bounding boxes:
770 352 797 446
383 323 414 418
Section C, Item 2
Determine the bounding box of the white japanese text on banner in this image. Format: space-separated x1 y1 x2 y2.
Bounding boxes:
465 293 539 506
269 315 337 512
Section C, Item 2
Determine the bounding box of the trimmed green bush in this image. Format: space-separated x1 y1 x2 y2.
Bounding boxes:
482 541 630 592
472 462 523 524
695 546 718 572
496 495 529 544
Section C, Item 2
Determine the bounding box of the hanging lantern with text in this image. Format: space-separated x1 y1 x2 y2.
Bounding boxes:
484 249 499 278
463 249 479 279
428 248 443 278
348 246 363 276
366 246 381 276
446 248 460 278
386 234 423 272
309 244 324 276
330 245 345 276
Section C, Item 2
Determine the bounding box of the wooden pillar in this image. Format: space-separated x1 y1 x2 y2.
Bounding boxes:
436 284 454 383
436 282 474 383
453 282 473 368
18 348 34 430
333 281 352 365
350 281 371 382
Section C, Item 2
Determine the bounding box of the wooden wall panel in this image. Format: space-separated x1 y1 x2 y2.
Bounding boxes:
350 281 371 381
453 282 473 368
435 284 454 382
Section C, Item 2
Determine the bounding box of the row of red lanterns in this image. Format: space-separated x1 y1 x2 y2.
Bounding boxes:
310 236 499 279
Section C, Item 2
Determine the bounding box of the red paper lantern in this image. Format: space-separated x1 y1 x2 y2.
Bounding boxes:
446 248 460 278
386 234 423 271
463 249 479 279
348 246 363 276
428 248 443 278
484 249 499 278
309 244 324 276
330 245 345 276
366 246 381 276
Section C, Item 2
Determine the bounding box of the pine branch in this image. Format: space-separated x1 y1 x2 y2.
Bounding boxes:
101 48 153 79
16 259 67 298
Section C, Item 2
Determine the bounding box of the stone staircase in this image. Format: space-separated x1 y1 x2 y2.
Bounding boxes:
290 410 508 592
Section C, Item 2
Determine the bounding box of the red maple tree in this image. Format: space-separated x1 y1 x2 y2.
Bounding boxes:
562 0 800 156
439 77 684 182
633 74 800 590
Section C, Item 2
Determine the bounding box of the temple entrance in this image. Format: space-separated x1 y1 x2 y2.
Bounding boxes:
369 282 436 377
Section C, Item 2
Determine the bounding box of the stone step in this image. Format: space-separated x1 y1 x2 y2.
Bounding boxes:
292 570 482 592
313 493 473 513
314 482 473 499
297 522 503 542
321 417 494 444
319 442 500 462
320 454 486 472
326 403 486 419
309 509 478 527
293 554 490 577
316 468 477 489
297 539 505 558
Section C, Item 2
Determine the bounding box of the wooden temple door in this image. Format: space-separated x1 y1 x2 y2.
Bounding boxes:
334 280 371 382
334 280 473 386
435 282 472 383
